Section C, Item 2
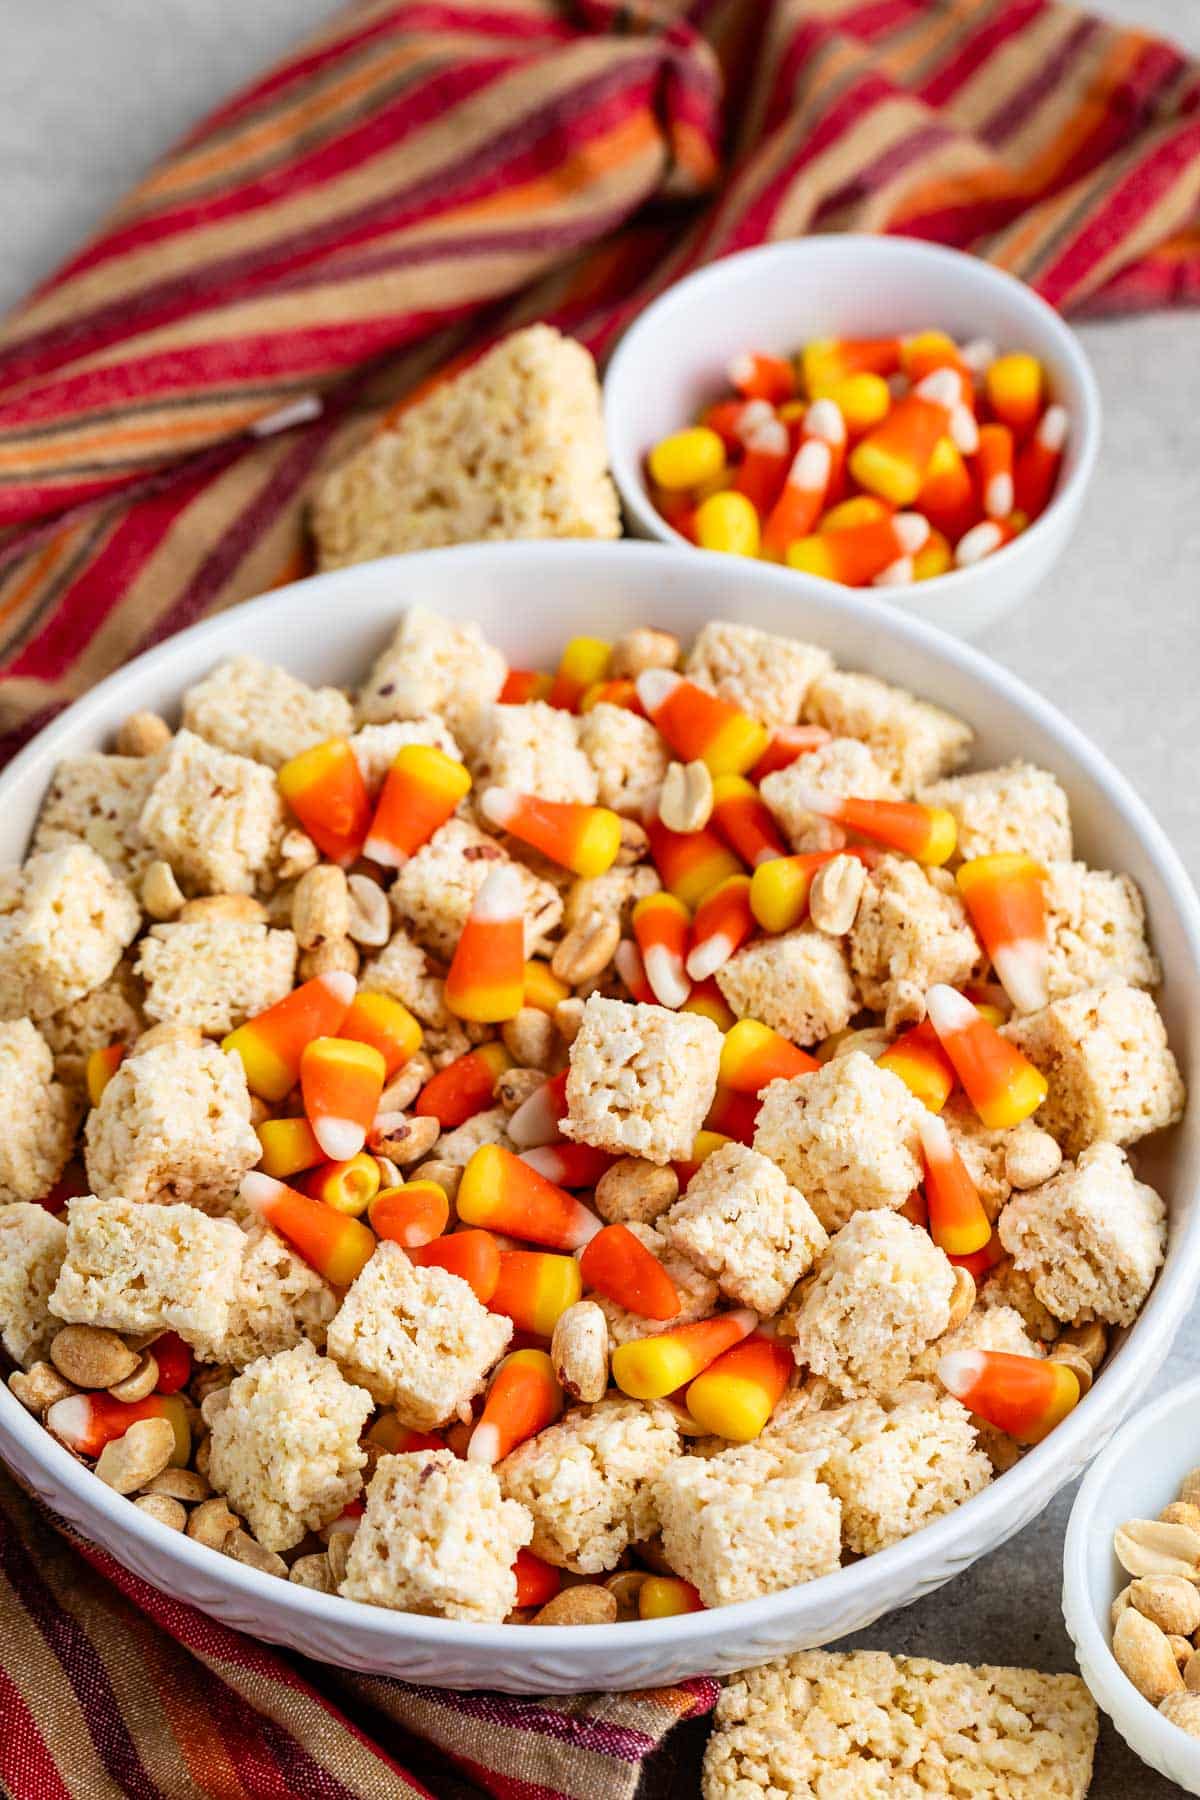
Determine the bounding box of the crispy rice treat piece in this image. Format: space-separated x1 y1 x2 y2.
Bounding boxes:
589 1220 719 1346
341 1450 531 1621
433 1106 511 1168
84 1037 260 1211
349 716 462 796
313 328 619 571
0 1205 68 1365
181 656 353 769
704 1649 1097 1800
204 1341 372 1552
715 927 858 1047
136 919 297 1037
0 1020 80 1204
685 622 833 730
564 863 661 932
50 1195 244 1359
1003 982 1185 1156
41 964 144 1090
655 1442 841 1608
210 1223 338 1368
919 761 1073 864
389 817 562 960
562 996 722 1165
978 1259 1062 1345
753 1053 924 1234
31 752 158 886
326 1242 510 1427
473 701 598 804
361 925 454 1028
786 1211 954 1398
1041 861 1160 1004
848 857 982 1030
498 1394 681 1573
760 738 897 852
998 1141 1166 1327
354 604 507 743
662 1143 828 1315
0 844 140 1022
942 1095 1049 1223
138 731 284 896
577 702 670 815
805 669 973 793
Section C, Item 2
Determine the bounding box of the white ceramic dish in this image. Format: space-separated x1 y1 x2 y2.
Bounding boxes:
603 237 1101 641
0 540 1195 1695
1063 1372 1200 1792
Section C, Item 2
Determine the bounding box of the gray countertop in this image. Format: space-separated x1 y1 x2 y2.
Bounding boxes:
3 5 1199 1795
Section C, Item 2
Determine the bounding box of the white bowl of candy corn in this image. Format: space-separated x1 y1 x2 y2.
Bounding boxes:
0 540 1195 1697
604 236 1100 639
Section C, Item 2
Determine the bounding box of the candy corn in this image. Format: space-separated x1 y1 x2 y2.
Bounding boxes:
223 971 356 1103
367 1415 447 1456
917 1112 990 1257
687 874 754 980
85 1043 125 1107
719 1017 819 1092
947 1230 1006 1281
363 744 472 868
339 989 422 1079
750 724 832 783
479 789 622 879
985 352 1043 436
612 1308 758 1399
458 1144 601 1251
489 1249 582 1337
648 429 725 494
914 528 954 581
976 423 1015 521
902 330 968 384
524 960 570 1013
925 984 1047 1129
635 670 768 778
580 677 643 714
301 1035 386 1162
278 738 372 867
956 854 1048 1014
644 808 742 908
918 437 978 542
632 891 691 1009
685 1333 793 1441
695 491 761 558
409 1228 501 1302
150 1332 192 1396
304 1151 381 1217
956 518 1018 567
877 1020 955 1112
682 977 737 1032
937 1347 1079 1444
728 350 795 404
579 1222 680 1320
774 786 956 866
704 1084 761 1145
520 1143 613 1188
444 865 526 1023
750 850 845 933
513 1546 561 1609
1014 404 1067 520
762 438 833 558
506 1069 569 1150
415 1042 511 1129
825 371 891 436
499 669 552 705
710 776 786 869
639 1576 704 1618
615 938 657 1006
786 512 929 586
703 396 774 452
548 637 612 711
803 337 901 395
917 365 978 457
241 1170 376 1285
368 1179 449 1247
733 416 791 516
46 1392 190 1465
468 1349 563 1465
849 386 950 506
673 1130 730 1187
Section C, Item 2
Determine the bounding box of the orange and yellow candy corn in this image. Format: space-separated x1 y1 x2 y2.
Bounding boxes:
223 970 356 1103
489 1249 582 1337
643 807 742 909
256 1116 323 1179
363 743 472 868
499 669 552 706
918 437 977 543
409 1228 501 1303
775 786 956 866
705 1084 761 1145
682 977 736 1032
917 1111 990 1257
728 349 795 405
750 850 845 933
580 677 644 714
304 1151 381 1217
368 1179 450 1248
635 670 768 778
513 1546 561 1608
787 511 929 586
479 788 622 879
458 1144 601 1251
579 1222 680 1320
976 423 1015 521
444 864 526 1023
85 1043 125 1107
673 1130 730 1187
956 517 1019 567
849 386 950 506
615 938 657 1005
415 1042 511 1129
632 891 691 1009
803 337 901 395
762 437 834 557
719 1017 820 1092
339 989 422 1079
947 1230 1006 1282
687 874 754 981
956 854 1048 1014
1014 404 1067 520
937 1346 1078 1444
300 1035 386 1162
520 1143 613 1188
639 1576 704 1618
524 960 570 1013
548 636 611 712
877 1020 955 1112
685 1333 793 1441
710 776 786 869
47 1392 190 1465
468 1349 563 1465
241 1170 376 1286
278 738 372 867
612 1308 758 1399
926 984 1047 1129
751 723 831 783
985 352 1043 436
733 416 790 517
367 1415 447 1456
506 1069 569 1150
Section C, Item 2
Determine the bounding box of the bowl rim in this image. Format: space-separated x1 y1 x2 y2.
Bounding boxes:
1 537 1195 1659
603 235 1102 599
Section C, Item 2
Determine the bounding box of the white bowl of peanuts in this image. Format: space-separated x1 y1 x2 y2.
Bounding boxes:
604 236 1101 639
0 539 1195 1695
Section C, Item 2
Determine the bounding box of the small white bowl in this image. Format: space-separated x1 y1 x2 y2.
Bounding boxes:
603 236 1101 639
1064 1372 1200 1792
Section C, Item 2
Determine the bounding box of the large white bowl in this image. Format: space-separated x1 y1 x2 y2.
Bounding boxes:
0 541 1195 1695
604 237 1101 640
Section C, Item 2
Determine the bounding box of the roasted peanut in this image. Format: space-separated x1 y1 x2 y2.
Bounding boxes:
292 864 350 949
609 627 679 680
134 1494 188 1531
374 1114 440 1166
50 1325 139 1391
130 1022 203 1057
945 1268 976 1332
141 860 186 921
412 1158 462 1204
1130 1577 1200 1638
108 1352 160 1404
299 939 360 981
276 828 320 882
808 854 866 936
551 1301 609 1404
554 997 586 1045
179 894 267 923
142 1467 211 1504
116 711 172 757
532 1584 618 1626
225 1529 288 1578
289 1553 336 1592
615 818 649 866
379 1052 434 1114
8 1362 77 1414
595 1157 678 1226
495 1066 546 1113
95 1416 176 1494
1114 1519 1200 1581
551 912 619 987
187 1497 239 1549
501 1008 557 1071
1160 1691 1200 1735
1113 1608 1185 1705
1003 1128 1063 1191
346 873 390 947
659 760 713 834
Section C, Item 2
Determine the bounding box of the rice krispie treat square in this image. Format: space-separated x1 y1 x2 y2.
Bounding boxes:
919 760 1073 863
804 669 973 793
31 752 158 886
753 1053 924 1233
389 818 562 960
654 1443 841 1607
1042 861 1160 1003
577 702 669 815
562 996 722 1165
84 1037 261 1211
662 1143 828 1315
498 1394 680 1572
354 605 508 744
1003 982 1185 1156
704 1650 1097 1800
0 1019 80 1204
361 925 453 1028
135 919 297 1037
349 716 462 796
326 1242 511 1427
978 1258 1062 1344
50 1195 245 1359
684 622 833 730
0 1204 67 1366
204 1340 372 1551
848 856 982 1030
589 1220 719 1345
138 731 284 896
340 1450 531 1622
759 737 897 852
473 701 598 804
998 1141 1166 1327
41 964 144 1090
313 328 619 573
181 656 354 769
715 926 858 1047
0 844 140 1022
785 1211 954 1398
211 1223 338 1369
